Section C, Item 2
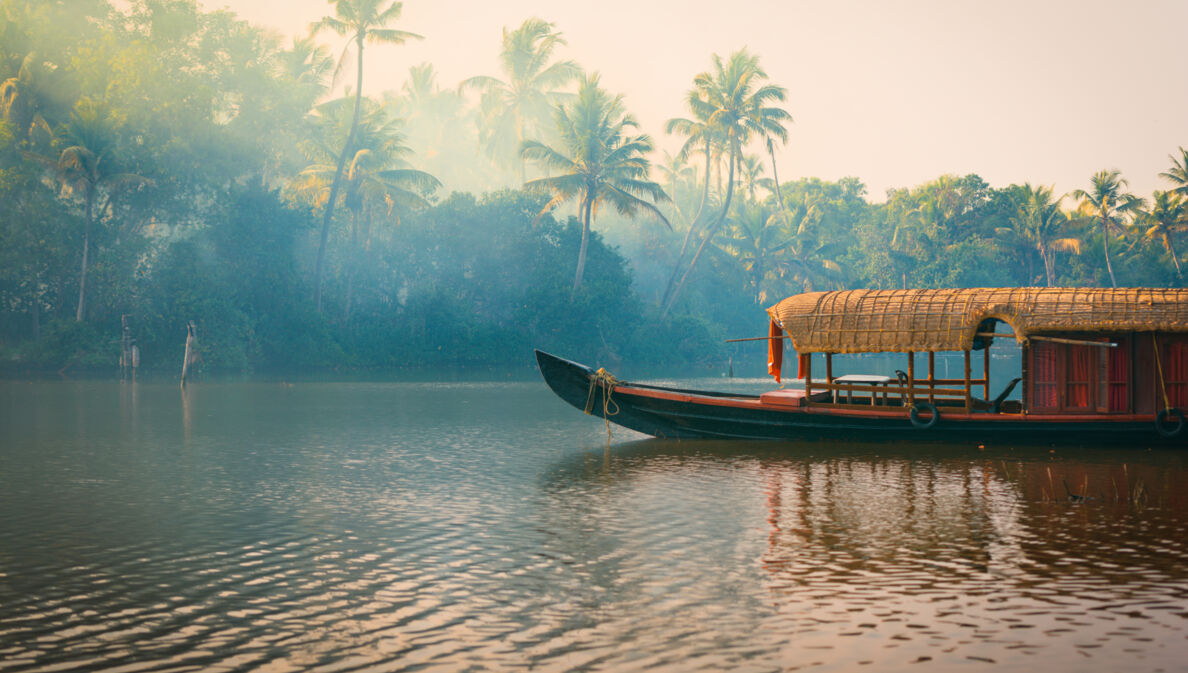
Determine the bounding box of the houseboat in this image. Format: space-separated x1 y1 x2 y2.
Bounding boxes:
536 288 1188 444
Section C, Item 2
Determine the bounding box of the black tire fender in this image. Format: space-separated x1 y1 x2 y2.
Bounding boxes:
909 401 939 430
1155 408 1185 438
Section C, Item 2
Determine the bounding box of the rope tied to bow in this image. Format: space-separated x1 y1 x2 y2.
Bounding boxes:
585 367 620 443
585 367 620 416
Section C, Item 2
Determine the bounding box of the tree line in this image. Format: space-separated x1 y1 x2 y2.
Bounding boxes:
1 0 1185 377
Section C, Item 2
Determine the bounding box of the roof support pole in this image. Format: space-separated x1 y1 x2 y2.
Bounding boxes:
964 349 972 412
983 346 991 399
928 352 935 405
907 352 916 405
1021 343 1030 413
804 353 813 404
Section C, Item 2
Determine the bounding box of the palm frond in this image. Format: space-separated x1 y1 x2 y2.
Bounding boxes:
310 16 350 37
367 28 422 45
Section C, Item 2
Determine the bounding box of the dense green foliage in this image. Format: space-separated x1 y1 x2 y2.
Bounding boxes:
1 0 1184 379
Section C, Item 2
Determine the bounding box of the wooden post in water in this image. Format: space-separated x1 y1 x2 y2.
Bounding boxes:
120 315 131 381
119 315 140 382
181 321 197 387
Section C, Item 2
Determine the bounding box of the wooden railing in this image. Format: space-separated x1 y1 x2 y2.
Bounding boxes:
804 381 977 412
802 348 994 413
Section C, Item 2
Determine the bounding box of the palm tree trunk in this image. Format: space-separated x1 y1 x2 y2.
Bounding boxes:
572 192 593 294
659 139 712 309
314 33 366 314
662 147 738 318
1101 216 1118 288
767 139 784 209
344 210 359 321
31 270 40 341
1165 233 1183 281
693 138 711 225
516 117 526 185
753 255 763 304
75 187 94 322
1038 243 1054 287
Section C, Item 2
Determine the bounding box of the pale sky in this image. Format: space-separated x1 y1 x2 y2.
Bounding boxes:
201 0 1186 201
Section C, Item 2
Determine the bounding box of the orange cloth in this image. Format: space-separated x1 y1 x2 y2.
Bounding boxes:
767 319 783 383
798 353 810 380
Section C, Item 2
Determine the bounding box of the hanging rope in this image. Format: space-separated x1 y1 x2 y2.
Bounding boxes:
585 367 620 443
1153 333 1172 412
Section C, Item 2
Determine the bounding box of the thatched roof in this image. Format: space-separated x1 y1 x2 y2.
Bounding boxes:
767 288 1188 354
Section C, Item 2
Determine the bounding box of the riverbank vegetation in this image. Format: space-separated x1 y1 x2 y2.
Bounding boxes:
1 0 1185 377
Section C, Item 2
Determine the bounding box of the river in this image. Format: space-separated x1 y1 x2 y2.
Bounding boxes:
0 378 1185 672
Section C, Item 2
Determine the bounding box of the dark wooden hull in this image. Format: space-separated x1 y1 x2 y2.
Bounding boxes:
535 350 1186 446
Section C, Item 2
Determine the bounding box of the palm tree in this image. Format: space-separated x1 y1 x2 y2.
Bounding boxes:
1071 170 1143 288
0 52 57 150
736 153 765 203
664 112 720 226
520 74 670 293
880 188 943 288
660 49 791 317
388 63 486 191
654 150 696 227
261 38 335 182
659 112 720 307
1 53 39 143
295 98 440 318
1140 190 1187 281
395 63 453 149
765 135 787 209
717 202 794 303
462 18 580 183
771 198 846 292
29 98 149 321
310 0 421 313
779 234 846 293
996 184 1080 286
276 37 334 100
1161 147 1188 198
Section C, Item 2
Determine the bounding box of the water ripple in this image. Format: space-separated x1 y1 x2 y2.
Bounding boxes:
1 383 1187 671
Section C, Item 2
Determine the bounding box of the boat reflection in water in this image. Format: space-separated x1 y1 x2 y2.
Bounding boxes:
543 439 1188 671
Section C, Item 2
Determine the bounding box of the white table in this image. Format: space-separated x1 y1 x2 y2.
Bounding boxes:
833 374 894 406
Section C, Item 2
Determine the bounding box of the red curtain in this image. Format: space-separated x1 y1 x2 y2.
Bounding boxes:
1033 342 1058 408
1108 342 1129 411
1066 345 1092 408
1168 342 1187 408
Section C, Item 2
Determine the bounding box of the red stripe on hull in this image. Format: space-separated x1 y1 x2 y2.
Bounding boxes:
616 385 1157 424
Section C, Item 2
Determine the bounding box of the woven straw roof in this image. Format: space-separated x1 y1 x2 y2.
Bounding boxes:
767 288 1188 354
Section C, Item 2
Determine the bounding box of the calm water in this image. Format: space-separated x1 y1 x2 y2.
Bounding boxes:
0 378 1186 672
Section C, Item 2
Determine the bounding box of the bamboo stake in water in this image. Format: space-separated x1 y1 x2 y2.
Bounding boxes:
181 321 196 387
